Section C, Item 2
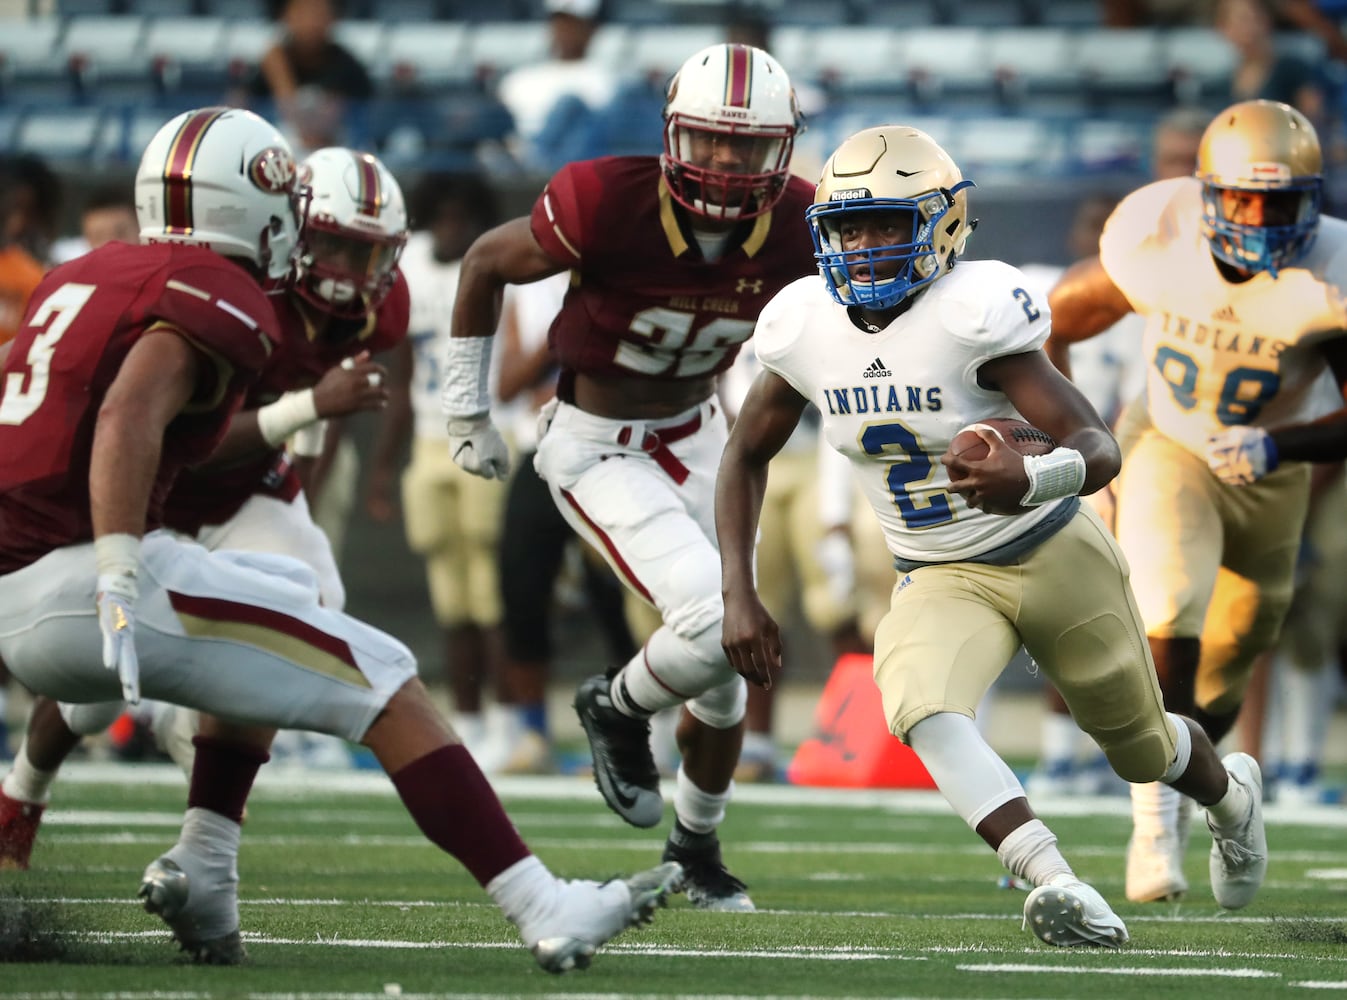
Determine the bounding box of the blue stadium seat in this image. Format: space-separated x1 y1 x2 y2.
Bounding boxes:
14 106 107 163
0 19 70 104
897 27 996 109
125 0 200 15
625 25 723 84
1165 29 1237 106
201 0 268 19
1072 28 1171 110
467 22 550 80
987 28 1082 112
383 22 473 94
772 26 904 95
1068 116 1150 174
956 116 1066 178
55 0 117 14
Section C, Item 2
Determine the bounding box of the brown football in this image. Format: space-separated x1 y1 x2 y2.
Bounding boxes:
948 418 1056 463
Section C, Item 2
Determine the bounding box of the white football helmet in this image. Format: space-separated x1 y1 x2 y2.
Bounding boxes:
661 43 801 221
807 125 975 309
135 107 303 286
1197 99 1322 277
296 147 408 318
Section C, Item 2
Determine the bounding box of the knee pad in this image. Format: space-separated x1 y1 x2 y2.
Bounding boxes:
659 549 725 642
58 700 125 736
687 674 747 730
1098 724 1174 784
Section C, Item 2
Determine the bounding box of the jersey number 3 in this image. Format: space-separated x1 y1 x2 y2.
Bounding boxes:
0 283 95 426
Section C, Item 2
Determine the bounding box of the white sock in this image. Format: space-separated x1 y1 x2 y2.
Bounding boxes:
997 818 1073 886
673 765 730 834
178 806 242 863
1207 767 1253 832
1159 712 1193 784
1131 780 1181 839
486 855 556 933
2 743 56 805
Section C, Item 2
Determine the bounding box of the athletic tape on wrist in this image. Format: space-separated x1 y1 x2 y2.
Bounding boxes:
1019 448 1087 507
440 336 493 418
257 389 318 447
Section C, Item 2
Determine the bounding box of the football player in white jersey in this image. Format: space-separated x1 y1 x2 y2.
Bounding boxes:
1047 99 1347 903
717 124 1270 948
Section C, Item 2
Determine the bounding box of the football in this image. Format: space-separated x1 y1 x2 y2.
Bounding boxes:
948 418 1056 463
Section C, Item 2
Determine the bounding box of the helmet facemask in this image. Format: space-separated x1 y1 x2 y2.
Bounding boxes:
293 148 408 319
1200 176 1321 277
663 115 795 221
808 183 973 310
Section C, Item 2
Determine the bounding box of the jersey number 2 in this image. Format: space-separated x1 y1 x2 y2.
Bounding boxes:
861 420 953 528
0 282 95 426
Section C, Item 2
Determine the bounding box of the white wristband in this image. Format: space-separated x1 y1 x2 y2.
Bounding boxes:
256 389 319 447
1019 448 1087 507
94 532 141 581
440 335 494 418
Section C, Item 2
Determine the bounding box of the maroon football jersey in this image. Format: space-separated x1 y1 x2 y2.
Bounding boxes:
164 269 411 534
529 157 816 387
0 243 279 573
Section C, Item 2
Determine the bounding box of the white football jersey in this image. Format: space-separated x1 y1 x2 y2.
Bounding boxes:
399 232 507 441
1100 176 1347 456
754 260 1067 565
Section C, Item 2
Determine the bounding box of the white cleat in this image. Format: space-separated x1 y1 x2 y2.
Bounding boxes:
1207 752 1267 910
521 861 683 974
1125 828 1188 902
1023 878 1129 948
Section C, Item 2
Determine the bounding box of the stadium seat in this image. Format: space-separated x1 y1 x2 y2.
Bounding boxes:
625 25 723 83
986 28 1080 111
0 19 69 104
1072 28 1172 110
585 24 633 75
62 15 160 104
940 0 1033 27
13 107 107 163
467 22 550 80
55 0 117 14
220 19 276 86
772 26 903 96
956 116 1065 178
1165 28 1237 105
383 22 473 93
1030 0 1102 26
896 27 996 108
0 107 21 152
1069 117 1150 174
144 15 229 95
125 0 199 15
200 0 268 17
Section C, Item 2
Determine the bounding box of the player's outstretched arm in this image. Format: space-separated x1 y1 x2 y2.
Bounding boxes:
716 369 808 689
1045 255 1134 379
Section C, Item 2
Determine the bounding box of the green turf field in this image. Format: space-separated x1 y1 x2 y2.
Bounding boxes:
2 762 1345 999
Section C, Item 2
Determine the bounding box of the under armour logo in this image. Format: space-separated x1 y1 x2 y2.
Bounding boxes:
736 278 763 294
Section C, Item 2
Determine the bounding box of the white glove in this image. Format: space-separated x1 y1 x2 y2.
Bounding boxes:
447 412 511 480
96 572 141 704
1206 426 1279 485
815 531 855 607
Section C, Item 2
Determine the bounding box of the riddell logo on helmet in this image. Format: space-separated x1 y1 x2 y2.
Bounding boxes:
248 147 297 194
1249 161 1291 181
830 188 872 201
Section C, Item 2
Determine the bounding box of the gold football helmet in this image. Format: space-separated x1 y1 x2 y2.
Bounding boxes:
1196 99 1322 276
807 125 974 309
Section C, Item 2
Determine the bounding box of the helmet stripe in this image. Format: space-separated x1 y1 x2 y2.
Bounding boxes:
723 43 752 108
161 108 228 236
354 152 381 217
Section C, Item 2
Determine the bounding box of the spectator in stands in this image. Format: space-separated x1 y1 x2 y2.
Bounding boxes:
50 184 139 265
244 0 374 155
495 0 619 172
1216 0 1329 127
0 155 59 345
1101 0 1218 25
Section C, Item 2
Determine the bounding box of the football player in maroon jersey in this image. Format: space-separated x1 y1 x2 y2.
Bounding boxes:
441 43 815 910
0 111 679 970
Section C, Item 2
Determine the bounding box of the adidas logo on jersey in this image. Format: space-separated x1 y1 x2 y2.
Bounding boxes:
1212 304 1240 323
862 357 892 378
